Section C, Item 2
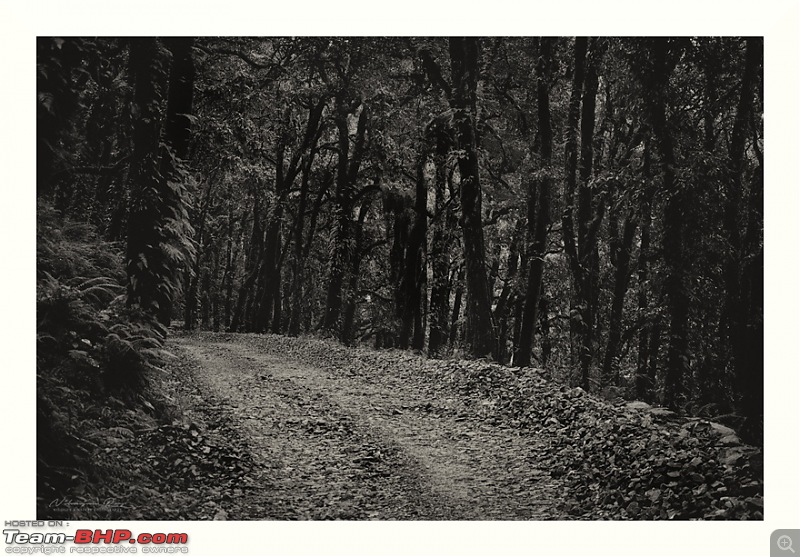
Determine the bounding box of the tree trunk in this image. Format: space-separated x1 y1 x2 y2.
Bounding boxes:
514 37 553 368
322 102 368 334
221 208 242 330
200 269 211 328
162 38 195 160
648 317 663 398
449 37 496 359
321 105 352 333
392 202 413 348
256 99 324 335
562 37 587 378
254 215 282 332
427 137 452 356
253 109 291 333
449 265 465 347
156 37 196 326
576 38 602 389
125 38 172 322
494 217 525 364
341 199 373 345
229 197 262 331
411 154 428 351
211 244 221 331
184 265 199 329
539 294 551 365
723 37 762 442
639 38 687 408
635 145 654 400
601 214 637 382
288 154 314 336
400 151 428 351
183 178 214 330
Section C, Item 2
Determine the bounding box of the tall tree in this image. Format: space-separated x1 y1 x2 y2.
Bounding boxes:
561 37 609 389
254 97 326 333
396 149 429 350
126 37 192 326
427 118 454 356
722 37 763 441
574 39 605 386
635 38 687 408
449 37 497 359
634 142 657 400
600 77 643 384
514 38 554 368
561 37 586 379
322 98 370 334
161 37 197 327
288 149 320 336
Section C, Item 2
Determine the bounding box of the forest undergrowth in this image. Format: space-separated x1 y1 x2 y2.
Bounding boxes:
36 201 178 518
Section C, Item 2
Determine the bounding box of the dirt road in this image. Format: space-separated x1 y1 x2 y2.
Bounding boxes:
172 335 561 520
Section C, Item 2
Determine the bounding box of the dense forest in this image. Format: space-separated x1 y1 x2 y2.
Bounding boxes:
37 35 763 467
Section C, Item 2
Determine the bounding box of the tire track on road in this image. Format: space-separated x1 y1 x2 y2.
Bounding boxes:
174 336 560 519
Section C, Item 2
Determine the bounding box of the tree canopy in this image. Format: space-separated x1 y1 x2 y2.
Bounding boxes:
37 36 763 443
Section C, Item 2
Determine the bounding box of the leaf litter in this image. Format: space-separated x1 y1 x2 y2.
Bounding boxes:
183 332 762 520
78 331 761 520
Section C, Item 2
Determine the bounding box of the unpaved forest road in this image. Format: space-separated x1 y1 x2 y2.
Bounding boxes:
172 335 563 520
